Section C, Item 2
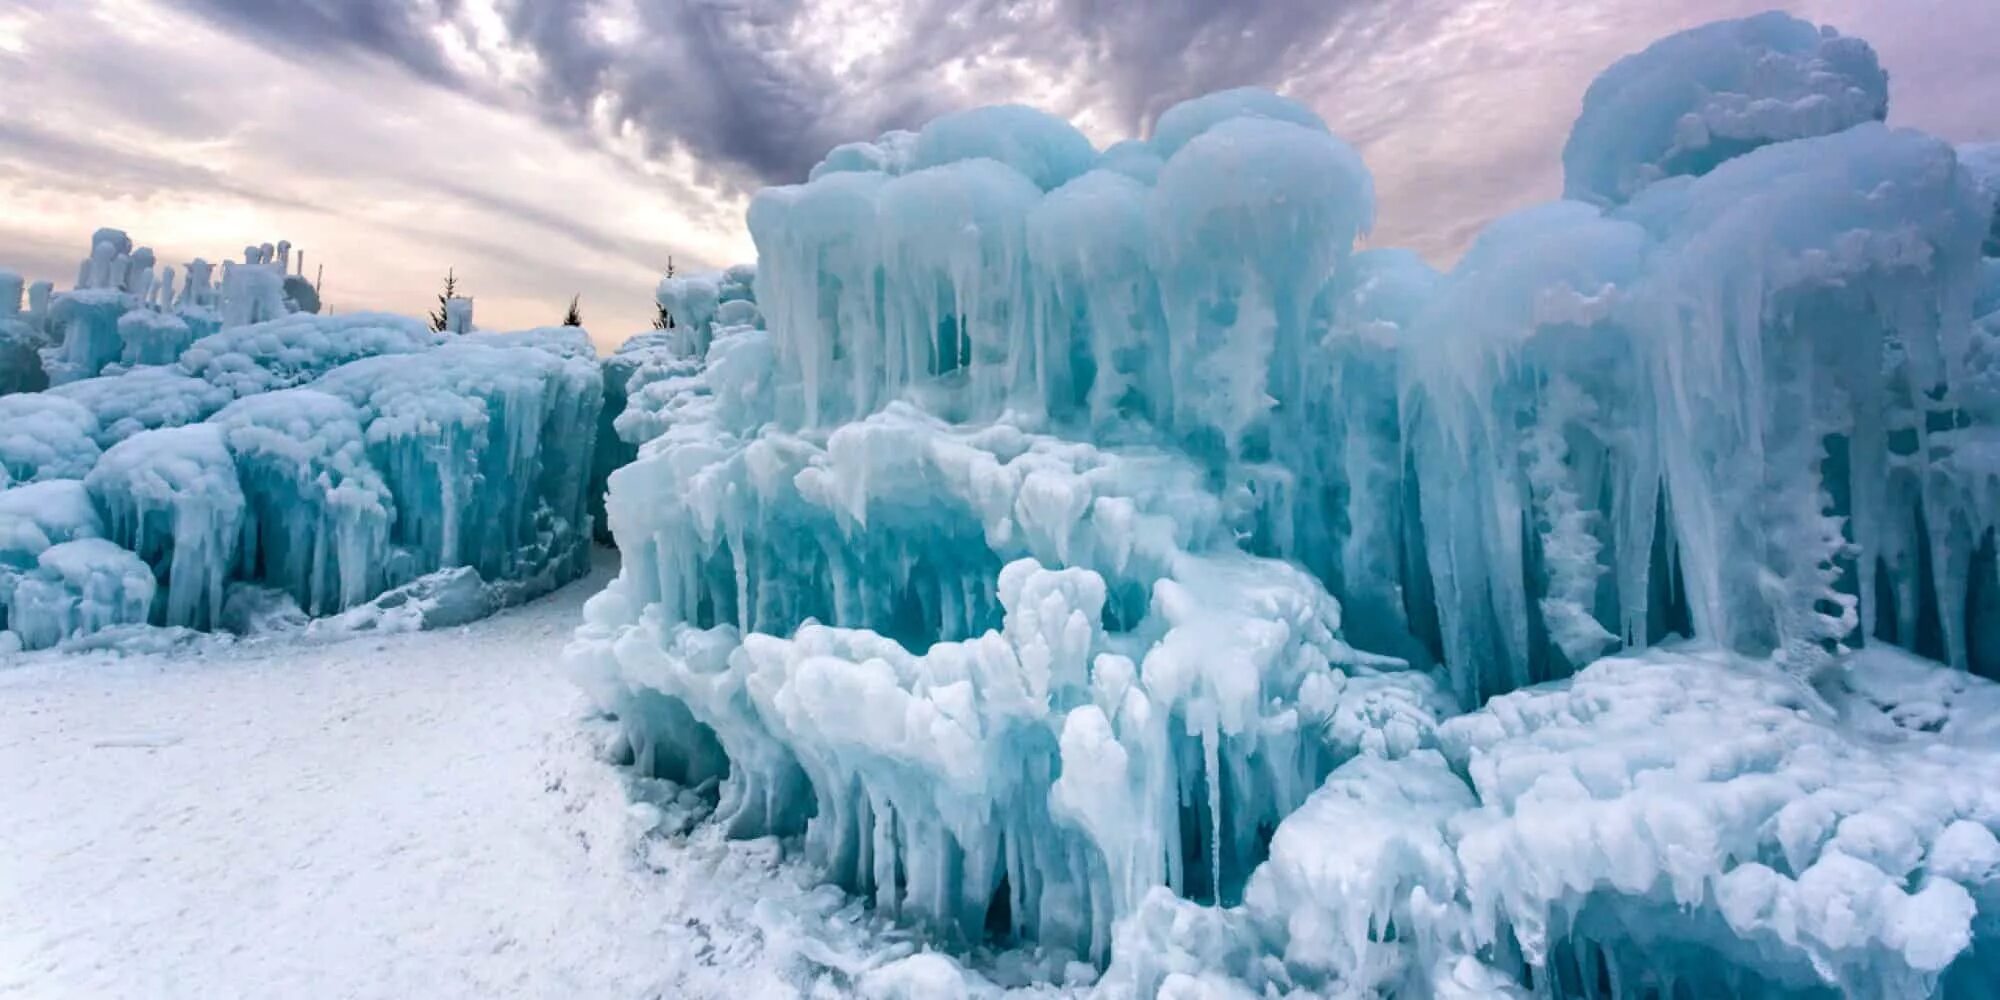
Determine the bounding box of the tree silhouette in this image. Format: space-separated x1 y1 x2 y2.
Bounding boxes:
562 294 583 327
428 268 458 332
652 256 677 329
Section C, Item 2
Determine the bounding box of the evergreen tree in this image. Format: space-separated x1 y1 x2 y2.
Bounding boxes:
562 294 583 327
652 256 677 330
428 268 458 332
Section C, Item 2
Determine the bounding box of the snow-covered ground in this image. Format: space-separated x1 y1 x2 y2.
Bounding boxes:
0 551 1005 1000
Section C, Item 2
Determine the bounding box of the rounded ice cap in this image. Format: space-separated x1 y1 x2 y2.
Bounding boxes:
808 129 918 181
1149 87 1330 161
656 273 722 333
1412 202 1650 363
910 104 1098 191
1563 12 1889 207
0 394 102 484
1322 248 1443 347
1098 140 1164 185
1150 117 1375 296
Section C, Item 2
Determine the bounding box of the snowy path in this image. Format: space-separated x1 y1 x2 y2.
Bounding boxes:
0 555 923 1000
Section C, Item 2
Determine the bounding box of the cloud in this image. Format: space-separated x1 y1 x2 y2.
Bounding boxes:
1 1 757 339
0 119 317 212
174 0 464 85
13 0 1996 344
164 0 2000 276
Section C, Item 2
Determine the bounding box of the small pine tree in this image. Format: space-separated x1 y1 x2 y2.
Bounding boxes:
562 294 583 327
429 268 458 332
652 256 677 329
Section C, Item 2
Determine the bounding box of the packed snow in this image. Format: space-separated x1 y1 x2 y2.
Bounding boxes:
3 556 1086 1000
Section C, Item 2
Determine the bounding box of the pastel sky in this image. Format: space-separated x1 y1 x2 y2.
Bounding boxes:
1 0 1994 345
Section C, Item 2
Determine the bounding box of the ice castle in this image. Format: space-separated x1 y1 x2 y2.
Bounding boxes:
567 12 2000 998
1 232 603 649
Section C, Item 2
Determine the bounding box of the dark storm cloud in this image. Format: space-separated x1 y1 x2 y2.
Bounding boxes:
140 0 2000 265
167 0 1408 192
173 0 464 85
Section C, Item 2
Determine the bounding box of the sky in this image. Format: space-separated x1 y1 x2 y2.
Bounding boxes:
0 0 1994 347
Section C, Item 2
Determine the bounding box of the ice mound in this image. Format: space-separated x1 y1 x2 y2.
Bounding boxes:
0 479 105 638
909 104 1099 192
116 308 197 366
308 565 493 634
85 424 245 630
0 394 101 484
811 129 919 181
180 311 442 397
1564 11 1889 206
1148 88 1332 160
1098 648 2000 998
5 538 156 649
48 368 234 447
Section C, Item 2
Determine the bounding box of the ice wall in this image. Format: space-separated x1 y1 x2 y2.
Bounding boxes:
574 10 2000 995
0 301 602 649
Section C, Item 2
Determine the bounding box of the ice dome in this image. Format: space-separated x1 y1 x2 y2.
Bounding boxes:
1563 11 1889 206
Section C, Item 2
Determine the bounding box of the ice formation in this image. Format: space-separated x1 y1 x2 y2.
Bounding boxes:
1099 647 2000 999
1562 12 1889 207
0 230 347 394
0 236 605 650
570 11 2000 997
